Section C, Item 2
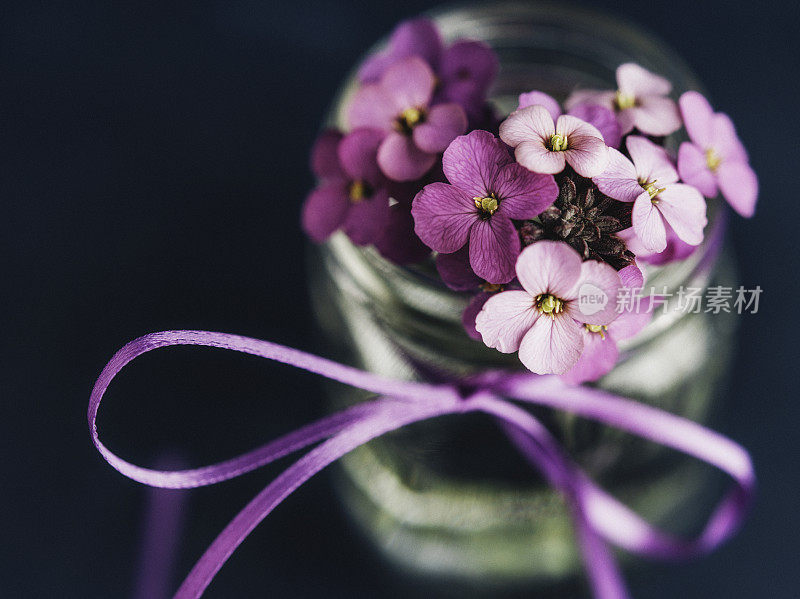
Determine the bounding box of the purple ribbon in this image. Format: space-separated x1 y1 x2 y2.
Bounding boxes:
88 329 755 599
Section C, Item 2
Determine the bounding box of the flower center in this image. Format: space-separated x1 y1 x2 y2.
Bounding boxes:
394 107 426 135
614 90 637 111
705 147 722 172
549 133 569 152
536 293 564 318
348 179 372 203
639 178 665 202
585 323 608 339
480 282 503 293
473 192 500 216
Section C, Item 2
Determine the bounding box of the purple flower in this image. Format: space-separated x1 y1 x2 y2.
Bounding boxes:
517 90 622 148
412 130 558 284
498 105 609 177
593 136 707 253
348 57 468 182
566 63 681 136
301 128 390 245
358 18 498 119
618 225 697 266
474 241 622 375
677 91 758 217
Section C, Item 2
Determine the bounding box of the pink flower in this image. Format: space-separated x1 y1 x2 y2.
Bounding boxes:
593 136 707 253
516 90 622 148
677 91 758 217
565 63 681 136
474 241 622 375
347 57 467 182
499 105 609 177
412 130 558 283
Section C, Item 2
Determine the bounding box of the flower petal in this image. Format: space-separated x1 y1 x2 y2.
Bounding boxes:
679 91 715 148
381 57 435 112
468 216 520 284
630 96 682 136
566 260 623 325
515 240 582 299
346 85 397 131
475 290 539 352
493 164 558 219
717 160 758 218
411 182 475 253
435 246 481 291
442 130 513 195
632 192 667 253
616 63 671 97
301 183 350 242
565 89 616 111
593 148 641 202
560 329 619 384
311 129 345 179
357 18 443 83
499 105 554 146
710 113 748 163
654 184 707 246
564 133 609 178
568 103 621 148
373 201 431 265
413 103 467 153
463 292 493 341
514 141 566 174
338 128 386 183
627 135 678 184
377 132 436 181
517 90 562 119
618 263 644 290
608 303 652 341
677 142 717 198
519 315 584 375
440 40 498 96
342 190 391 246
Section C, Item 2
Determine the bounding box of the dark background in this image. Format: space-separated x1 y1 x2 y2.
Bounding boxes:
2 1 798 597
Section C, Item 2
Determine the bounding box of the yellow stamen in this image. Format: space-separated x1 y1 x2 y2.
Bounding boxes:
549 133 568 152
473 192 499 215
640 179 666 201
536 293 564 318
394 107 425 133
480 282 503 293
585 323 607 339
705 147 722 172
348 180 367 203
614 90 636 110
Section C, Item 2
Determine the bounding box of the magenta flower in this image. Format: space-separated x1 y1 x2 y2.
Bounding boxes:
516 90 621 148
677 91 758 217
301 128 390 245
348 57 468 182
498 105 609 177
561 301 652 385
358 18 498 120
475 241 623 375
618 225 697 266
412 130 558 284
565 63 681 136
593 136 707 253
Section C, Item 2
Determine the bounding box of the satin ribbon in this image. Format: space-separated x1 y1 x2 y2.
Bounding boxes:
88 330 754 599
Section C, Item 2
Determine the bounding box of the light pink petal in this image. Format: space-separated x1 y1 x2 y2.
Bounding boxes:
517 90 562 119
468 216 520 284
616 63 671 97
475 290 539 353
618 263 644 289
301 183 350 242
592 148 641 202
342 189 391 246
560 329 619 384
346 85 397 131
518 315 584 375
568 103 622 148
514 141 566 174
377 132 436 181
655 184 707 246
498 105 554 147
381 57 435 112
679 91 715 148
627 135 678 184
677 142 718 198
555 114 604 140
710 113 748 163
411 182 475 253
632 192 667 253
515 240 582 299
412 103 467 153
608 304 652 341
442 130 512 197
564 134 609 178
493 164 558 219
565 89 616 111
717 161 758 218
630 96 682 136
616 108 637 136
566 260 623 326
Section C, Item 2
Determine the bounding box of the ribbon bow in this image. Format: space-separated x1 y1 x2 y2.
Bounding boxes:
89 330 755 599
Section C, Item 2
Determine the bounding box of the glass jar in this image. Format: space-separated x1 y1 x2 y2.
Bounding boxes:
308 1 737 589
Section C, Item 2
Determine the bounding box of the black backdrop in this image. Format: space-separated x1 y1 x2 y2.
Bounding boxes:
2 1 799 597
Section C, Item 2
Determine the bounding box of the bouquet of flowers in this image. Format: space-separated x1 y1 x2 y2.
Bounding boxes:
302 17 758 382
